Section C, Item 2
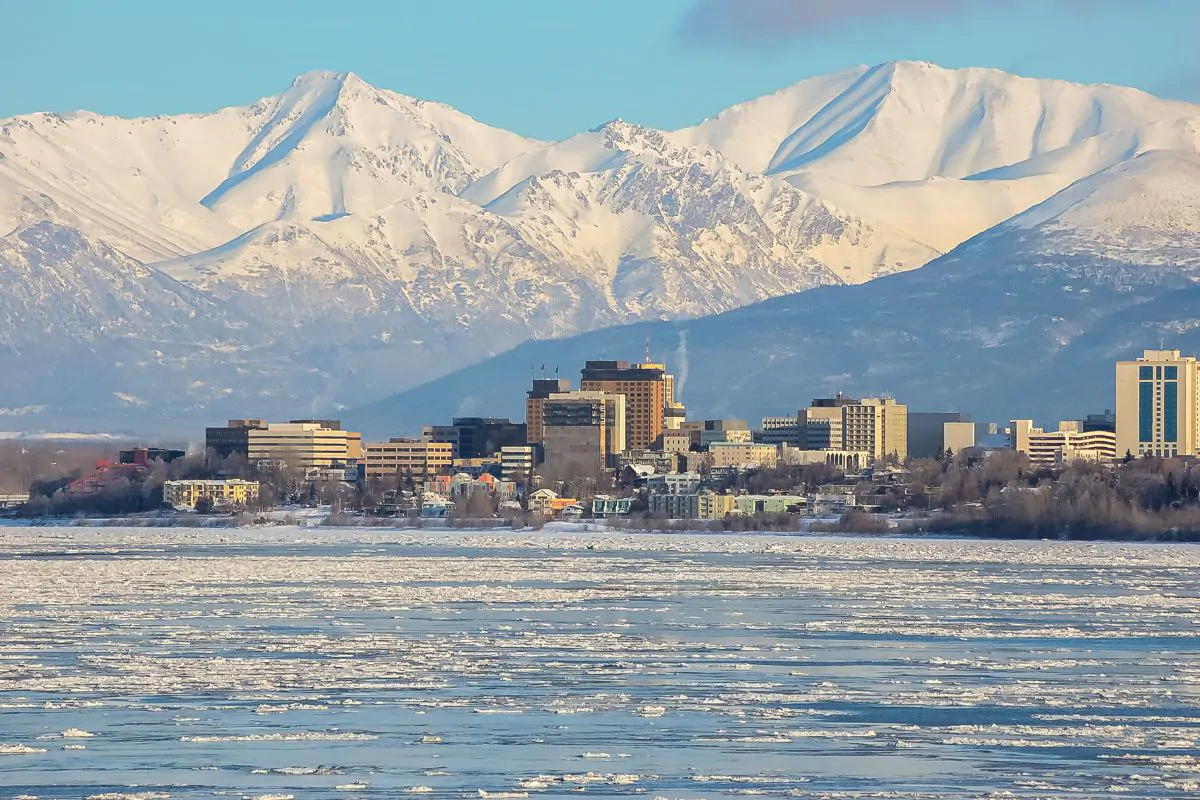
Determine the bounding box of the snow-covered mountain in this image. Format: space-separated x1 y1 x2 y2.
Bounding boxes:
679 61 1200 252
348 150 1200 434
159 119 936 334
2 62 1199 431
0 71 539 261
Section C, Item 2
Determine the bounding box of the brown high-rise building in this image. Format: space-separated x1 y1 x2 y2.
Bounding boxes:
526 378 572 446
580 360 672 451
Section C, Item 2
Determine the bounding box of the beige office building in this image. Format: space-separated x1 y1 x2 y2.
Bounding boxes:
1115 349 1200 458
841 398 908 462
664 401 687 431
661 431 692 454
1012 420 1118 467
800 403 848 450
364 439 454 479
943 421 976 456
247 421 361 471
500 446 536 481
708 442 779 469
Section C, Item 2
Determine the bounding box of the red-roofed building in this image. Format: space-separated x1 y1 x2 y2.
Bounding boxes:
65 459 148 495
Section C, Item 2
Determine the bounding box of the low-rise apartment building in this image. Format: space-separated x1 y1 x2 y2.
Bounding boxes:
646 472 702 495
734 494 806 515
529 488 580 517
648 493 699 519
500 446 536 481
426 472 517 501
697 490 736 520
164 479 260 511
708 442 779 469
1011 420 1118 467
364 439 454 479
592 496 633 518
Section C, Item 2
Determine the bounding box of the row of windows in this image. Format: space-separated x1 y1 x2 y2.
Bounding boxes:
1140 365 1180 380
1139 380 1180 443
1139 381 1156 443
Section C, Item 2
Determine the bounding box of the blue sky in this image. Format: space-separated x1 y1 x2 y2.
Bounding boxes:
2 0 1197 140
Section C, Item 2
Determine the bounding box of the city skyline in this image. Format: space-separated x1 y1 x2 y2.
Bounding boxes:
3 6 1199 795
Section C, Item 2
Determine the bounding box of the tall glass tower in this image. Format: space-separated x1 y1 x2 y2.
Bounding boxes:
1115 349 1199 458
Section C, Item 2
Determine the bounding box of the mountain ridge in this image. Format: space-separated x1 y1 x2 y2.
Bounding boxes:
1 62 1199 432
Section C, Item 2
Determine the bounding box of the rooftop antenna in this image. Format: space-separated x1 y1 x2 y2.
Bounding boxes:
644 335 652 364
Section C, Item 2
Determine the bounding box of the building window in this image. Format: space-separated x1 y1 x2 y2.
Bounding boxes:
1164 382 1179 443
1139 381 1155 443
1140 366 1154 380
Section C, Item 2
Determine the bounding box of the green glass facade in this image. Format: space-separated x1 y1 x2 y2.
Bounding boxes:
1139 381 1154 443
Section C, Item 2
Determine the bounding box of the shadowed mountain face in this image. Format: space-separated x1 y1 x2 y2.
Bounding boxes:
1 64 1198 432
345 262 1200 437
346 151 1200 436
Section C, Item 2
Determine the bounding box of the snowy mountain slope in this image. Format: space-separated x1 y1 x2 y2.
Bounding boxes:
474 120 937 290
0 218 535 430
160 120 937 345
0 221 231 344
159 192 605 339
0 71 541 261
958 149 1200 274
783 171 1069 253
669 66 870 173
763 61 1200 183
197 71 542 230
347 153 1200 435
0 112 246 261
783 116 1200 252
0 220 269 423
3 62 1200 431
459 125 630 207
674 61 1200 252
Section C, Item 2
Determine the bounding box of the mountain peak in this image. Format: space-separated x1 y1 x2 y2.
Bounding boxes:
278 70 383 109
287 70 376 92
290 69 355 86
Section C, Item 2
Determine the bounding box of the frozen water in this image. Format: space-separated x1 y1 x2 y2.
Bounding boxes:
0 527 1198 799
